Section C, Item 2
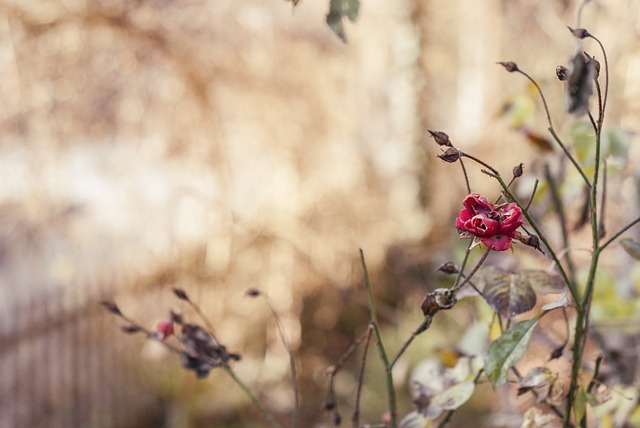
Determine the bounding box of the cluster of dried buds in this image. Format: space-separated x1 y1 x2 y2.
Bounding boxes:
100 288 240 379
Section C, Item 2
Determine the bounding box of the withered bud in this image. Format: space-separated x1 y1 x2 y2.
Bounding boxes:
421 288 456 318
428 130 452 147
514 232 542 252
549 345 564 361
512 163 524 178
497 61 519 73
324 400 335 411
333 412 342 425
556 65 569 81
100 300 122 316
438 148 461 163
568 27 590 39
246 288 261 297
170 310 184 324
121 324 142 334
173 288 189 301
436 261 459 275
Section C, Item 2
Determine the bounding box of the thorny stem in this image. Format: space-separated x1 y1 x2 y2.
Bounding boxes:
566 31 610 426
223 366 283 428
353 325 373 428
360 249 397 427
513 68 591 188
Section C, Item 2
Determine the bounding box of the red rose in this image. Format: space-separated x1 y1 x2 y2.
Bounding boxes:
455 193 523 251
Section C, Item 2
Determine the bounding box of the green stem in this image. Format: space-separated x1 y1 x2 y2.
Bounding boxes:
360 249 397 427
223 366 282 428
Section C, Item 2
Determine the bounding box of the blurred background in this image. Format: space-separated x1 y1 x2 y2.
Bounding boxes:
1 0 639 427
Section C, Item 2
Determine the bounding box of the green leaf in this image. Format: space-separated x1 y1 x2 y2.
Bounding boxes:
520 270 566 294
620 238 640 261
326 0 360 42
482 268 536 318
484 318 538 387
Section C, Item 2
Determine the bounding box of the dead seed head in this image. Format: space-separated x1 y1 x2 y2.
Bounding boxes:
100 300 122 316
497 61 519 73
173 288 189 301
568 26 590 39
512 163 524 178
428 130 452 147
556 65 569 81
438 147 461 163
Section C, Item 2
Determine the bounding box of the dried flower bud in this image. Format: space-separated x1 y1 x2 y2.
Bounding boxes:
438 147 461 163
497 61 519 73
121 324 142 334
100 300 122 316
512 163 524 178
333 412 342 425
436 261 459 275
170 310 183 324
324 399 335 411
421 288 456 318
173 288 189 301
246 288 261 297
568 26 590 39
556 65 569 81
428 130 452 147
549 345 564 361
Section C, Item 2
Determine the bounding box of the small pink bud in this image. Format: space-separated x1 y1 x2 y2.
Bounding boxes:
156 319 174 340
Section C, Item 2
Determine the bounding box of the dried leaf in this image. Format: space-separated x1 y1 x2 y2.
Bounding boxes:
521 407 556 428
520 367 557 389
620 238 640 260
432 381 475 411
541 291 569 311
399 411 431 428
485 319 538 387
482 268 536 318
521 270 566 295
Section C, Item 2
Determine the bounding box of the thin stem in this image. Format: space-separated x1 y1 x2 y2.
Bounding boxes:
600 216 640 251
360 249 397 427
223 366 283 428
544 163 576 283
590 35 609 130
389 320 429 370
352 325 373 428
513 68 591 188
599 161 607 239
525 178 539 211
265 298 299 428
459 157 471 194
460 153 499 175
450 248 491 294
